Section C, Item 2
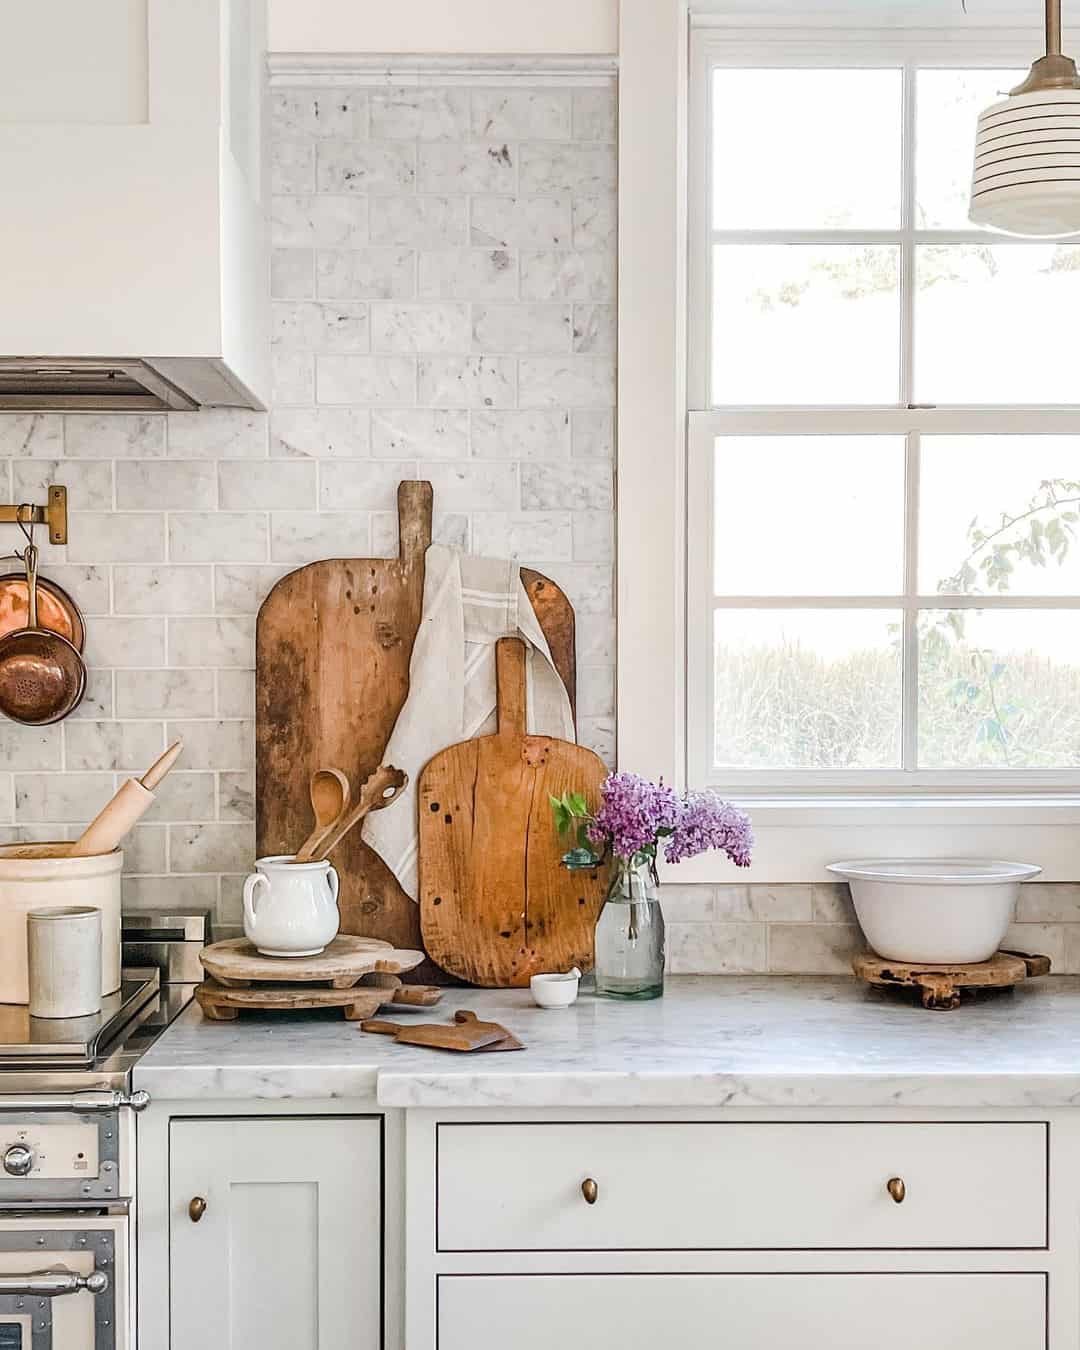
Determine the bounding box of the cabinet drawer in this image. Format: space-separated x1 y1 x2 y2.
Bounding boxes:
438 1274 1047 1350
436 1122 1047 1251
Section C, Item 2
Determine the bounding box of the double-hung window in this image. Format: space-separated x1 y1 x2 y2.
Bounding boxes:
687 27 1080 805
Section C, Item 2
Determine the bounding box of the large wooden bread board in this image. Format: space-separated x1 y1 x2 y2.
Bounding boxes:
256 481 578 980
418 637 608 987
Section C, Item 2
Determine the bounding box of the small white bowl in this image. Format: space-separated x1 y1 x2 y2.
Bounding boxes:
530 968 581 1008
826 858 1042 964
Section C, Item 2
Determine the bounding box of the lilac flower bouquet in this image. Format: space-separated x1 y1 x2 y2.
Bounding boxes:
551 774 752 999
551 771 753 882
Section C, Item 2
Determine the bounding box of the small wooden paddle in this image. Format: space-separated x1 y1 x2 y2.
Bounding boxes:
361 1009 524 1052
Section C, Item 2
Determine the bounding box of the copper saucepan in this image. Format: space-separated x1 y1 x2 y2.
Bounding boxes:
0 544 86 725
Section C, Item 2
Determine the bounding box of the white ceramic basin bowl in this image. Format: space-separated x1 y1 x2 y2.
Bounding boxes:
825 859 1043 964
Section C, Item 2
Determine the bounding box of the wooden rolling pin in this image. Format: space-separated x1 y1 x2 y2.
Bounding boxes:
69 741 183 858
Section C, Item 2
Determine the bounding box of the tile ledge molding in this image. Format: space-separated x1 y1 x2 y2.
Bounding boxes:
268 52 619 87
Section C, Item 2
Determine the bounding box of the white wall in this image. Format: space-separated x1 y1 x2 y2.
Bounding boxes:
268 0 618 55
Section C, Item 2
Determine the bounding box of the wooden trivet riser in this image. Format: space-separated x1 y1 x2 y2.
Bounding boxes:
194 979 441 1023
852 949 1051 1011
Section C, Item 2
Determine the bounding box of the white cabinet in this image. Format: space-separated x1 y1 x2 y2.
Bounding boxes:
438 1273 1047 1350
168 1116 381 1350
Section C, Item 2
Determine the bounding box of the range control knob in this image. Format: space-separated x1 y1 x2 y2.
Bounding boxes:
2 1144 33 1177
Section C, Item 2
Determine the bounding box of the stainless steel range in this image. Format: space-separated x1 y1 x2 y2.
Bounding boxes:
0 912 207 1350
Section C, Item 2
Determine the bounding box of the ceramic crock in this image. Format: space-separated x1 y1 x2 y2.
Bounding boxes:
242 855 340 957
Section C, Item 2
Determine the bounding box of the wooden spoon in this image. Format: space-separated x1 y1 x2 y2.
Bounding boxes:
311 764 408 862
294 768 351 863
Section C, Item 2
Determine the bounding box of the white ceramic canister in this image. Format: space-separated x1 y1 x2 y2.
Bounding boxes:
27 906 102 1019
242 855 340 957
0 844 122 1004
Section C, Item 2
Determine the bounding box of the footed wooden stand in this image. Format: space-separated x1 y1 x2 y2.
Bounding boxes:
852 950 1051 1011
195 934 440 1021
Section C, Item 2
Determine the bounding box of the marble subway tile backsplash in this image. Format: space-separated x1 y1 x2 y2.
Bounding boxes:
0 76 616 931
662 882 1080 975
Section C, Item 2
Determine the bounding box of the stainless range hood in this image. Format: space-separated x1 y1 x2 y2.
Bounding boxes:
0 1 270 412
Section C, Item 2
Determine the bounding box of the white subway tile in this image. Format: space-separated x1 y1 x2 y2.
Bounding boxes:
272 349 316 405
0 415 62 457
319 460 417 511
113 566 213 615
472 303 571 353
0 725 62 772
316 303 371 352
219 771 255 822
83 618 165 668
15 774 114 824
572 88 617 142
371 88 470 140
421 462 518 511
572 510 614 562
1017 883 1080 922
418 143 515 194
521 250 615 300
519 356 615 409
217 670 255 718
471 410 569 460
272 139 316 194
520 144 616 195
371 409 468 459
271 248 316 299
168 514 267 564
64 721 164 772
369 196 467 247
571 196 616 250
167 410 268 459
316 142 416 194
572 303 616 353
44 566 110 615
167 721 253 771
67 513 164 563
811 883 857 923
575 613 616 663
213 564 291 615
168 618 255 668
272 88 364 139
470 195 571 248
69 668 114 720
121 825 168 874
116 670 215 719
170 823 254 874
577 664 615 717
534 562 613 614
220 460 317 511
418 248 517 300
316 355 417 405
521 461 612 510
316 248 415 300
271 408 371 459
14 459 112 511
117 461 216 511
272 195 368 249
0 776 13 824
65 415 165 458
768 924 863 974
668 923 768 975
270 513 371 563
471 511 572 562
472 90 571 141
371 303 471 354
418 356 515 408
123 874 217 909
717 885 813 922
572 409 613 459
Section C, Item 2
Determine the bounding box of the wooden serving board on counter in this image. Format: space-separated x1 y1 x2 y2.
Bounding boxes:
256 482 578 980
853 949 1051 1010
199 935 425 988
418 637 607 988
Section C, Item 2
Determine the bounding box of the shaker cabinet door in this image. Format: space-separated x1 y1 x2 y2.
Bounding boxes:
168 1116 381 1350
438 1274 1047 1350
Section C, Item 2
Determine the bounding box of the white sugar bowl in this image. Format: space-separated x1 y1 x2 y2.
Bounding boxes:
530 967 582 1009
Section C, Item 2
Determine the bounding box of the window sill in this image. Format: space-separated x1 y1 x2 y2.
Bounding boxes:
660 797 1080 885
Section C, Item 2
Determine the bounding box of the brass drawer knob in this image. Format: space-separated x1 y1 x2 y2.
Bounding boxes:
188 1195 207 1223
887 1177 906 1204
581 1178 598 1205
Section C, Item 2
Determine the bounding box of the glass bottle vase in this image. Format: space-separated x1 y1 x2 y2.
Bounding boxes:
593 859 665 1000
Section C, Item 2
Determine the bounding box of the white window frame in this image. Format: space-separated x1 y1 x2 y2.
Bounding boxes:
616 2 1080 882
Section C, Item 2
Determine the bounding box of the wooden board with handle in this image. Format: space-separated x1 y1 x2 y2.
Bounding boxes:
418 636 608 988
256 482 579 978
360 1009 524 1052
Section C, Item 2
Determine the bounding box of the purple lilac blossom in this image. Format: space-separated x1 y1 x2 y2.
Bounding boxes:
589 772 681 861
665 791 754 868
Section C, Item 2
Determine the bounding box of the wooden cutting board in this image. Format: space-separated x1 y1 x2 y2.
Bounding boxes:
418 636 608 987
255 481 578 977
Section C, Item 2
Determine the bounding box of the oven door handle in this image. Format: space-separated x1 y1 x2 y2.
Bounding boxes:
0 1269 108 1296
0 1089 150 1113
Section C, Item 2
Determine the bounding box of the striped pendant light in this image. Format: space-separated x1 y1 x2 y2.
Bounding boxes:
969 0 1080 236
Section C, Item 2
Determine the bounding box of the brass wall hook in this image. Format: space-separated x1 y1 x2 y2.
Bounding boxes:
0 486 67 545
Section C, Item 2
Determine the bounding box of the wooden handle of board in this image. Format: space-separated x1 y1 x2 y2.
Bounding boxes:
495 637 527 738
397 481 433 568
360 1020 402 1036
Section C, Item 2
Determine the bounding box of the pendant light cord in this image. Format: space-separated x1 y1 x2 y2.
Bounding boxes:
1048 0 1062 57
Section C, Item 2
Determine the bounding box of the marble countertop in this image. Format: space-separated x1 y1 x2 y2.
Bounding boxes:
134 975 1080 1108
